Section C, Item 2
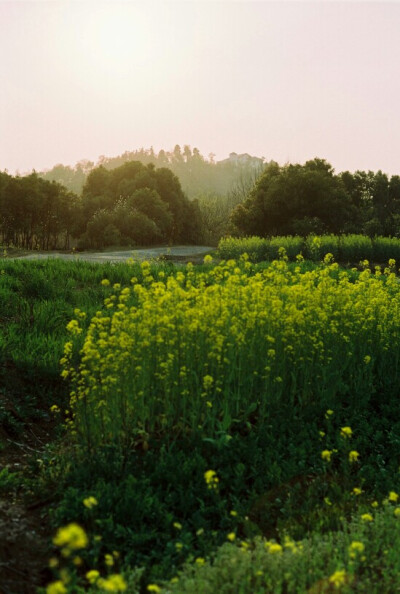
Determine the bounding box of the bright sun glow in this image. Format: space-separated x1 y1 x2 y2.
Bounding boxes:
85 7 148 67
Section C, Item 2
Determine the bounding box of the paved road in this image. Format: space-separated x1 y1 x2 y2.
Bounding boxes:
15 245 215 263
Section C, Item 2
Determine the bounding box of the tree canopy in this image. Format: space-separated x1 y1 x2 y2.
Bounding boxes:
77 161 201 248
230 159 400 238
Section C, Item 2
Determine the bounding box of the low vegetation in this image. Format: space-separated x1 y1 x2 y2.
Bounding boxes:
218 233 400 264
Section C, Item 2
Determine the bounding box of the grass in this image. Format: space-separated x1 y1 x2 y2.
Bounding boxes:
1 247 400 592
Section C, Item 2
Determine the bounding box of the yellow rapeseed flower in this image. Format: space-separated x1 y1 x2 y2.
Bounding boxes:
173 522 182 530
361 513 373 522
83 496 98 509
53 523 88 551
349 451 360 463
86 569 100 584
340 426 352 439
147 586 162 593
98 574 127 592
268 543 283 554
329 569 347 587
321 450 332 462
352 487 363 496
394 507 400 517
105 553 114 567
227 532 236 542
204 469 219 489
325 409 334 419
203 375 214 390
46 581 67 594
349 541 365 558
48 557 58 569
388 491 399 503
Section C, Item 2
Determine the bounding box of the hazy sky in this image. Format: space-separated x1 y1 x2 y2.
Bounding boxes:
1 1 400 176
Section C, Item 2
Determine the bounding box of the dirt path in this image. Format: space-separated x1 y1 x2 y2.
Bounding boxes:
13 245 215 264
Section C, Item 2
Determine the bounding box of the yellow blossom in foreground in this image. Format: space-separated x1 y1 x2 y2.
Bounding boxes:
227 532 236 542
83 496 98 509
349 541 365 558
349 451 360 463
204 469 219 489
195 557 205 566
352 487 363 496
86 569 100 584
48 557 58 568
46 581 67 594
394 507 400 517
371 501 379 508
53 523 88 551
97 574 127 592
388 491 399 503
173 522 182 530
147 586 162 593
329 569 347 587
361 513 373 522
340 426 352 439
268 543 283 554
203 375 214 390
105 553 114 567
325 409 334 419
321 450 332 462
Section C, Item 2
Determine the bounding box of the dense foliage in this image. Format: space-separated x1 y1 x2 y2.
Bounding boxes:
77 161 201 248
0 161 202 250
0 171 78 250
231 159 400 238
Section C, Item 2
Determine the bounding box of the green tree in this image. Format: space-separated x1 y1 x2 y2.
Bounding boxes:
231 159 353 237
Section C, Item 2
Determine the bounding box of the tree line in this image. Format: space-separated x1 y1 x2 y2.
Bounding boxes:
0 161 202 250
3 155 400 251
231 159 400 238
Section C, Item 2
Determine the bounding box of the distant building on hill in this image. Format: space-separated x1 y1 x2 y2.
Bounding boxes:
217 152 264 168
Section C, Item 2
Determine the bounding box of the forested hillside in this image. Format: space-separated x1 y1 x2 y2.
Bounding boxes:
39 146 265 199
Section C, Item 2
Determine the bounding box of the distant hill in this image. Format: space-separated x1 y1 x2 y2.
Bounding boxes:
39 146 266 199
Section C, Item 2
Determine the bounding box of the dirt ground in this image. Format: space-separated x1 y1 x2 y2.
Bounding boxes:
0 423 53 594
